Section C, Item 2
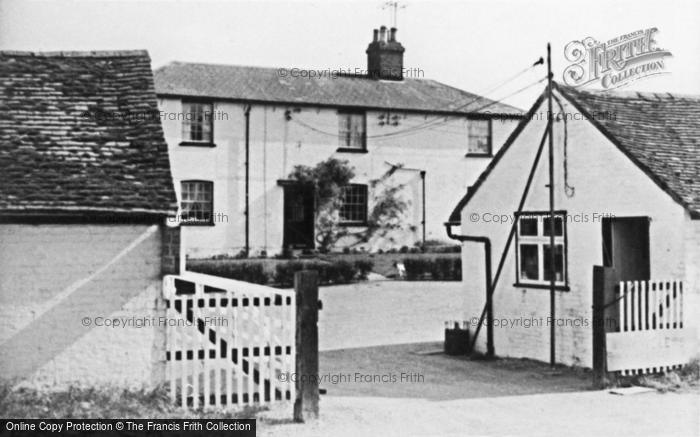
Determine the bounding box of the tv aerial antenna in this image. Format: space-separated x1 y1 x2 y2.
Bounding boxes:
381 1 406 28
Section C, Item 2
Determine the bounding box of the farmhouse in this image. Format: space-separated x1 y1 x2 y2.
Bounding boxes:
153 26 523 258
0 50 180 388
447 83 700 368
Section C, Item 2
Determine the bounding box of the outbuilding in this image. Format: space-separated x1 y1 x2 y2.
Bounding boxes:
0 50 180 388
447 83 699 369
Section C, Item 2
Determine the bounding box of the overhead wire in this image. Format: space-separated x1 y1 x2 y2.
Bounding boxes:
289 73 547 141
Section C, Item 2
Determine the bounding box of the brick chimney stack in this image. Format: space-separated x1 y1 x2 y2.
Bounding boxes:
366 26 405 80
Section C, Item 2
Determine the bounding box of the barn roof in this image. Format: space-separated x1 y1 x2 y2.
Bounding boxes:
0 50 177 220
448 83 700 223
154 62 523 117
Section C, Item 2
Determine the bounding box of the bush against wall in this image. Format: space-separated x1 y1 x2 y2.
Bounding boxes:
287 158 355 253
188 261 269 284
273 259 372 288
287 158 409 253
189 258 374 288
402 256 461 281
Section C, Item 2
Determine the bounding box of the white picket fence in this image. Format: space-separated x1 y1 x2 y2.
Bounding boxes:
617 280 683 332
163 272 295 409
607 279 693 375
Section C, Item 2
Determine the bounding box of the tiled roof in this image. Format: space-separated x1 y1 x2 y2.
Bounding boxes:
0 50 177 218
448 83 700 222
558 85 700 217
154 62 523 116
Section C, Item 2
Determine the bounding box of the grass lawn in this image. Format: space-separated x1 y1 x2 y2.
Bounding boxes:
0 384 263 419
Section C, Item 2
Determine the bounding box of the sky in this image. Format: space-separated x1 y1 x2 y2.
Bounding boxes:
1 0 698 109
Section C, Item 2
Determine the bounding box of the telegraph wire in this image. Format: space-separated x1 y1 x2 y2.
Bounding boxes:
289 74 546 140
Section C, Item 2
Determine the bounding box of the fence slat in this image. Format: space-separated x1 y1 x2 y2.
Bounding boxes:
618 282 625 332
657 281 664 330
180 297 188 409
164 275 296 411
640 281 647 330
213 296 222 408
625 281 634 331
673 281 679 329
633 280 640 331
679 282 684 329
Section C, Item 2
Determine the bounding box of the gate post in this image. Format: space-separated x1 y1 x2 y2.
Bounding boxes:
592 266 616 388
293 270 319 422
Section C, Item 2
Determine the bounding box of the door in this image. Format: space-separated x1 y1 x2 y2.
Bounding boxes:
602 217 650 282
283 184 315 249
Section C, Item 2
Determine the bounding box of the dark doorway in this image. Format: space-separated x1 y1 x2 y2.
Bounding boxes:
283 184 315 249
601 217 650 282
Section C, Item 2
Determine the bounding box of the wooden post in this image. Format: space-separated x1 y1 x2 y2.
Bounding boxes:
592 265 616 388
293 270 319 422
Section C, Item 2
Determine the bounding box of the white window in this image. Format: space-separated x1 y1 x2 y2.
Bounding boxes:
180 181 213 225
515 212 567 287
339 184 368 224
467 119 492 155
182 101 213 144
338 112 366 150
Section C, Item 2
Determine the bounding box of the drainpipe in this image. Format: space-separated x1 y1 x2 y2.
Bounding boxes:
420 171 426 245
244 105 251 258
445 223 494 357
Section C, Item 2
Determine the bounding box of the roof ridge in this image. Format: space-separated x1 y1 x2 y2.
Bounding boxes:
558 84 700 101
161 60 449 84
0 50 150 58
155 61 525 116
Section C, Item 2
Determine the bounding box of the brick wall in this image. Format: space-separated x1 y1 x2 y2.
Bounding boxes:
0 223 168 389
161 225 181 275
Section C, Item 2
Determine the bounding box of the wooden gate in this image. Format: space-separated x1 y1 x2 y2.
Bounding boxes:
605 279 694 375
163 272 295 409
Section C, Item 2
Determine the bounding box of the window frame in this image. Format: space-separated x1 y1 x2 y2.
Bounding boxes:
336 110 368 153
179 180 215 226
513 210 569 291
465 118 493 157
338 183 369 226
180 100 215 147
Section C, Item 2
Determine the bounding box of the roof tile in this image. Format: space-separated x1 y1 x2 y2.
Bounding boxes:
0 50 177 217
154 62 522 116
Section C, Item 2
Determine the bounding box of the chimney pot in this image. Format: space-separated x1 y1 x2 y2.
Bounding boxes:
366 25 405 80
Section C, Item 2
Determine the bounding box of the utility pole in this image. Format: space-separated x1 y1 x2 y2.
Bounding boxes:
546 43 556 366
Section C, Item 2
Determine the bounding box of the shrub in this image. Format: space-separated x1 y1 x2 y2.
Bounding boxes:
274 260 306 287
402 258 431 280
189 257 374 288
188 261 269 284
273 259 371 287
402 256 461 281
354 259 374 279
